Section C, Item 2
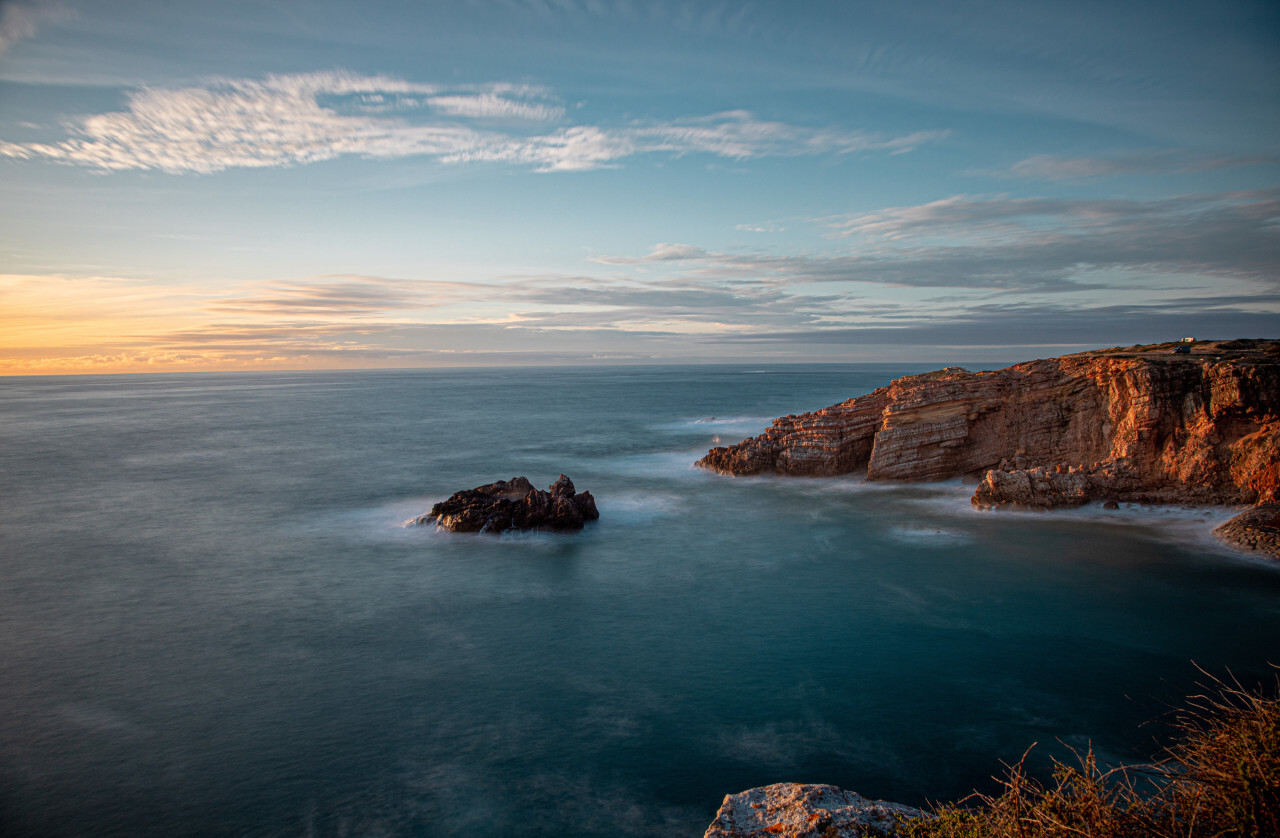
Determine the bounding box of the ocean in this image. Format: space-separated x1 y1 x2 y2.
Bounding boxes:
2 364 1278 837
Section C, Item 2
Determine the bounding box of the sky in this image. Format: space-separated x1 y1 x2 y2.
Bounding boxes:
1 0 1277 373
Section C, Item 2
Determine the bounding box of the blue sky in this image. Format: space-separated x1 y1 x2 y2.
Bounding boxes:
1 0 1277 371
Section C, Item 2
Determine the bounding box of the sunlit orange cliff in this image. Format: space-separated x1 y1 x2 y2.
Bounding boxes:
698 339 1280 556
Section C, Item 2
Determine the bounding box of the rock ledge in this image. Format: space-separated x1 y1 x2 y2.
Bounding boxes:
1215 503 1280 559
704 783 924 838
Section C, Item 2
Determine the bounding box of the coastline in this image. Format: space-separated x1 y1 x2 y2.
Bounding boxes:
719 470 1273 564
6 364 1280 836
698 339 1280 558
694 343 1280 832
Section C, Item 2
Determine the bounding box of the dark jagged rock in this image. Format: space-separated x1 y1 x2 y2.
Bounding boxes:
703 783 924 838
409 475 599 533
697 340 1280 512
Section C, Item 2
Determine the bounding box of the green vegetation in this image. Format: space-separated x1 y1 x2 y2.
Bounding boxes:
900 672 1279 838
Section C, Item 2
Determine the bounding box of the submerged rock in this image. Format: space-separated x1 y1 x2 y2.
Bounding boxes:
410 475 599 533
704 783 924 838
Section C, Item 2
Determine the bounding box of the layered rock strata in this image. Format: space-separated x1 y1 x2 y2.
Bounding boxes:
697 340 1280 513
410 475 599 533
703 783 923 838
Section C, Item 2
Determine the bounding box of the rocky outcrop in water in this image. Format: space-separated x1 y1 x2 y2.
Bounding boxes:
703 783 923 838
410 475 599 533
697 340 1280 513
1214 503 1280 559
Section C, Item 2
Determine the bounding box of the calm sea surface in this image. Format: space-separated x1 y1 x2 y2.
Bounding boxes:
2 365 1278 837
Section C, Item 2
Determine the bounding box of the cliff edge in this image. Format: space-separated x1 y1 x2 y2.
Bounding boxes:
697 340 1280 527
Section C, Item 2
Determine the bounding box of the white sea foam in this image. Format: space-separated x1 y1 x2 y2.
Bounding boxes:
594 449 706 479
972 498 1243 550
595 491 683 524
290 497 443 541
900 483 1274 564
755 473 953 497
684 415 774 426
655 415 774 437
887 526 974 547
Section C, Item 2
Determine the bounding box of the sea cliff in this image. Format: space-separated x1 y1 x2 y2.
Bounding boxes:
698 340 1280 542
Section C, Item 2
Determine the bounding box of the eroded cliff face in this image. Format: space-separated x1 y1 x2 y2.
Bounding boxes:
697 341 1280 510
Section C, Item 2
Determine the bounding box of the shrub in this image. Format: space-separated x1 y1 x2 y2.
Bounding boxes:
899 670 1279 838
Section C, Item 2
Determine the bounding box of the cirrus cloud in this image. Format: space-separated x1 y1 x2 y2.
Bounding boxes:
0 0 66 56
0 71 948 174
971 151 1280 181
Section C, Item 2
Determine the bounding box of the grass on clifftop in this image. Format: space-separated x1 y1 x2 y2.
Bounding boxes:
900 671 1279 838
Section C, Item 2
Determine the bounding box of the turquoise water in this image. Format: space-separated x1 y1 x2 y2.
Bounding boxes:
2 365 1278 837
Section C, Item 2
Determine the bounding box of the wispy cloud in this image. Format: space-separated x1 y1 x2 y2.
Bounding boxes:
711 295 1280 350
604 243 1102 294
426 93 563 121
5 186 1276 372
593 243 710 265
501 274 845 332
1 72 477 174
205 275 489 317
628 111 947 159
0 0 65 55
813 189 1280 287
580 190 1280 305
0 71 947 174
973 152 1280 181
5 262 1278 373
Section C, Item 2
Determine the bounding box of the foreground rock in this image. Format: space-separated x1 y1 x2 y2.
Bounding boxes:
1215 504 1280 559
698 339 1280 512
704 783 924 838
410 475 599 533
